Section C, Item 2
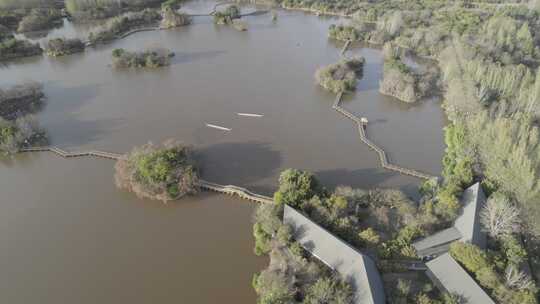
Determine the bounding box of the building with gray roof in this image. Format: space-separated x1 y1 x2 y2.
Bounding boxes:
413 182 487 258
283 205 386 304
426 253 496 304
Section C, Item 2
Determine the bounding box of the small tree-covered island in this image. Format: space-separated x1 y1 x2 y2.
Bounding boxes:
111 47 174 68
315 57 365 93
114 141 199 203
1 0 540 303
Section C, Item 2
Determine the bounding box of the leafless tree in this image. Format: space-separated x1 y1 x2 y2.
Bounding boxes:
480 193 521 239
505 265 534 291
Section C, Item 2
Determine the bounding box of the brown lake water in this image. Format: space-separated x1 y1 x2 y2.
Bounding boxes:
0 2 446 303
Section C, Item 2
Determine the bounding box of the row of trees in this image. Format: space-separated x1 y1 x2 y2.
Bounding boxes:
88 9 160 44
65 0 165 20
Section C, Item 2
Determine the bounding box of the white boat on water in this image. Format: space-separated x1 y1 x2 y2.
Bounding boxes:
206 123 231 131
237 113 264 117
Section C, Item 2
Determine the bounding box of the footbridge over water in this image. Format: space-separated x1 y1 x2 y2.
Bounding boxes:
18 146 274 203
336 41 437 181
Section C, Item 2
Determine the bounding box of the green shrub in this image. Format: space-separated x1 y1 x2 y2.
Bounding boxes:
449 242 490 273
273 168 320 207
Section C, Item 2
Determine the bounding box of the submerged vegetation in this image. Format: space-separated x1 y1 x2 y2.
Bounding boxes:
111 47 174 68
44 37 85 57
315 57 364 93
0 82 44 120
114 141 199 203
88 9 160 44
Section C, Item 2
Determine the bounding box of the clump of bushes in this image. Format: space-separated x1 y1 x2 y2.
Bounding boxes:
0 82 44 120
114 141 199 203
0 31 42 61
111 47 174 68
379 51 437 103
44 37 85 57
328 24 360 41
315 56 365 93
450 242 537 304
88 9 160 44
252 203 354 303
16 8 62 33
0 115 45 155
160 7 191 29
213 5 240 25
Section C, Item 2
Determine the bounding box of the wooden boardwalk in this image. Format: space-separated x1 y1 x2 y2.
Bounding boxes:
197 180 273 204
332 41 437 181
340 40 351 56
19 146 123 160
18 146 274 203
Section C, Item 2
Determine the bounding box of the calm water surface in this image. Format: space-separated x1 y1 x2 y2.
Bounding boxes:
0 2 445 303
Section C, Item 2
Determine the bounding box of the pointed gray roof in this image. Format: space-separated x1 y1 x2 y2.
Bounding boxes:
426 253 496 304
454 182 487 247
283 205 386 304
413 182 487 257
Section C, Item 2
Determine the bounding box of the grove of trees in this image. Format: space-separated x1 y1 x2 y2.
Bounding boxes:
114 141 199 203
111 47 174 68
315 57 365 93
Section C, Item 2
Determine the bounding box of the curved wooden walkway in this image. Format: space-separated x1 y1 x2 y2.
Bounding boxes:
334 41 436 181
197 180 273 204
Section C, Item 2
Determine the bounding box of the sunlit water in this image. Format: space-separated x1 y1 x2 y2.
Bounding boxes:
0 2 445 303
